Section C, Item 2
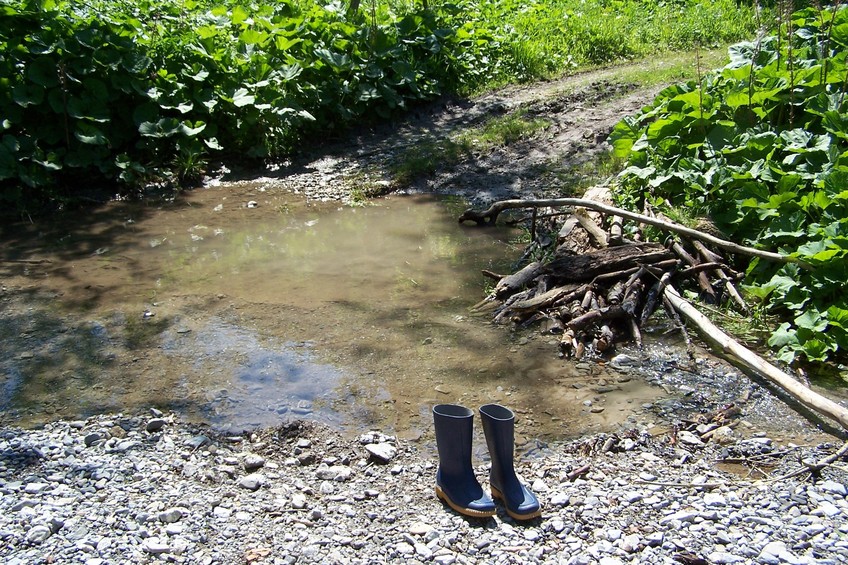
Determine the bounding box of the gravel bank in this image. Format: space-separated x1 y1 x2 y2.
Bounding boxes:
2 412 847 564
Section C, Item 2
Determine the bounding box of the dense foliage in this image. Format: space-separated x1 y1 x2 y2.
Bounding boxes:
610 5 848 367
1 0 762 212
1 0 475 209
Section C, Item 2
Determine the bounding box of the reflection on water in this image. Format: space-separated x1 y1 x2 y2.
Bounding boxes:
0 183 666 438
159 317 387 431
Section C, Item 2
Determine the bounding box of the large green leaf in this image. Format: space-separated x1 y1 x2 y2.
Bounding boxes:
74 122 108 145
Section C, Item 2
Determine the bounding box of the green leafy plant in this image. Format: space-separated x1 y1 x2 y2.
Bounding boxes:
0 0 767 214
609 4 848 366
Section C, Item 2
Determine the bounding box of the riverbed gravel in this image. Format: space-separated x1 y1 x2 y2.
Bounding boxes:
2 410 847 564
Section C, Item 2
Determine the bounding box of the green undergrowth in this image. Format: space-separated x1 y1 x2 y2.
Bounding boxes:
609 4 848 369
1 0 766 214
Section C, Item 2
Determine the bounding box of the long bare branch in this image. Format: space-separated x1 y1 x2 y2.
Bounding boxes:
664 285 848 431
459 197 808 267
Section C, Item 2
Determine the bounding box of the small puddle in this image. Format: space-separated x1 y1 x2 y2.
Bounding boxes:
4 181 826 443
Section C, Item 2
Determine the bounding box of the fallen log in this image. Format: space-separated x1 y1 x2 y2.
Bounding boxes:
609 215 624 246
664 285 848 431
493 261 545 299
546 243 675 283
691 240 749 312
458 197 806 267
641 269 675 326
507 284 585 314
573 209 608 248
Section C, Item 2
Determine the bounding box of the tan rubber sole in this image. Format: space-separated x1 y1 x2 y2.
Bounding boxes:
490 485 542 521
435 485 496 518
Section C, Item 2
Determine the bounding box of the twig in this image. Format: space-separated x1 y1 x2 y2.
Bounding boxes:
566 464 591 481
762 440 848 482
0 259 53 265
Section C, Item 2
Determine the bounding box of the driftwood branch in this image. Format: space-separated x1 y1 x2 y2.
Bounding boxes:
459 198 806 267
765 440 848 482
664 285 848 431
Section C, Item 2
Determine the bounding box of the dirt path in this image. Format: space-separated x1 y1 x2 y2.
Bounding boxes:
252 66 663 206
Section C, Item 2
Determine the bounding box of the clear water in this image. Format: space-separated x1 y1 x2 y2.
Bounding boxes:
0 182 664 439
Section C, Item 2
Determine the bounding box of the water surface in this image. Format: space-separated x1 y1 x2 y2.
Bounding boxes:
0 182 663 439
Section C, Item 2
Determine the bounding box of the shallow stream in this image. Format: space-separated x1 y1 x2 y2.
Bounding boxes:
0 182 839 444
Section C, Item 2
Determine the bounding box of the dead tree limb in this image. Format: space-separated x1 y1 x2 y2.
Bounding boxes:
492 261 545 299
573 209 608 248
508 284 585 313
664 285 848 431
458 198 806 267
672 241 718 304
765 440 848 482
546 243 674 283
691 240 749 312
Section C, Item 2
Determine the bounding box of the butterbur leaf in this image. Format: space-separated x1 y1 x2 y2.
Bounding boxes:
799 339 832 360
274 36 302 51
179 121 206 137
204 137 222 150
12 84 45 107
232 88 255 108
231 5 249 25
139 118 181 138
827 306 848 328
27 57 60 88
75 122 108 145
794 309 828 332
315 48 350 70
122 52 152 74
240 30 268 45
768 322 799 347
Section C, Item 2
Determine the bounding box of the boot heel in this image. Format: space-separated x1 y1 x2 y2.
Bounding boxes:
489 484 503 501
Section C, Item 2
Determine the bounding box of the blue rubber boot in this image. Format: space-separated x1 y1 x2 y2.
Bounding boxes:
433 404 496 518
480 404 542 520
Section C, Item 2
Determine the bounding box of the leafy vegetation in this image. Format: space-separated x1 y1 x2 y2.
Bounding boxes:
1 0 764 213
609 4 848 366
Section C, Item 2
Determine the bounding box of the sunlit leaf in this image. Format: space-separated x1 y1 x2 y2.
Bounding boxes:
232 88 256 108
75 122 108 145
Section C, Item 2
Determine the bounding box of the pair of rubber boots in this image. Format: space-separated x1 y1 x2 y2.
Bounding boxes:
433 404 541 520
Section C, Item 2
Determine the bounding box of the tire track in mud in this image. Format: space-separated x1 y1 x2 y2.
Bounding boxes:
265 66 664 206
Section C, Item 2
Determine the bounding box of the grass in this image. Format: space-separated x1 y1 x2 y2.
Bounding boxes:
456 111 552 148
610 46 733 88
454 0 770 92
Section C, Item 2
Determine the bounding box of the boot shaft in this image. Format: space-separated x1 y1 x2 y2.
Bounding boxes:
432 404 474 476
479 403 516 483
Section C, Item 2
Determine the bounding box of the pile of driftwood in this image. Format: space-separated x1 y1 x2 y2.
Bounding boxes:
458 195 848 434
460 196 748 359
